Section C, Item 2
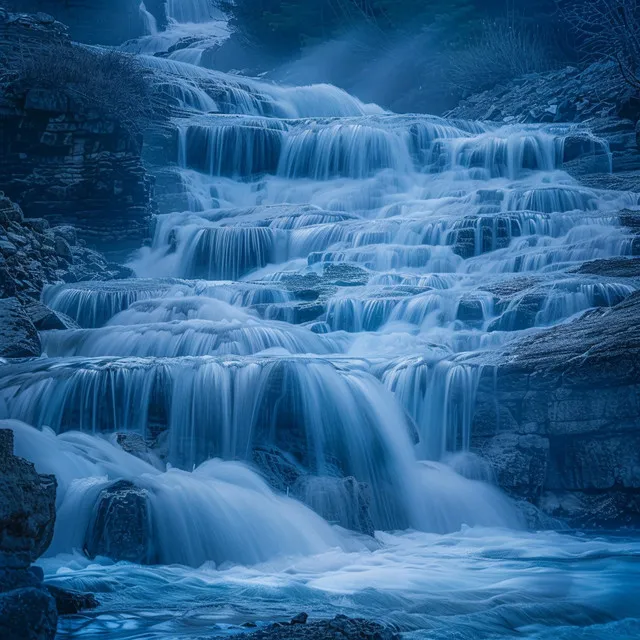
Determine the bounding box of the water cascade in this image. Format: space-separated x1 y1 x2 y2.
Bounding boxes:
5 17 640 638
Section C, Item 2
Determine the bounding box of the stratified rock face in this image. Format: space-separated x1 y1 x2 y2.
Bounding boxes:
0 298 41 358
0 12 155 256
472 292 640 528
84 480 155 564
0 1 168 45
0 428 58 640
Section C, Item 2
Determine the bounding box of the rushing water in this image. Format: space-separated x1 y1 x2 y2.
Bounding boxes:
3 2 640 638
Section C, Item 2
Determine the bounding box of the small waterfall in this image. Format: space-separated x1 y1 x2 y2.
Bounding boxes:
139 1 158 35
8 421 345 567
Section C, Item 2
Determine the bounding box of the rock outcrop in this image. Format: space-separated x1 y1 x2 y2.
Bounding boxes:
447 62 640 186
471 291 640 528
0 194 131 304
83 480 155 564
0 428 57 640
0 298 41 359
0 11 155 256
246 614 400 640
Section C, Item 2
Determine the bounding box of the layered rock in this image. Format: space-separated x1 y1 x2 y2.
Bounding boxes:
471 291 640 528
0 428 57 640
0 11 155 257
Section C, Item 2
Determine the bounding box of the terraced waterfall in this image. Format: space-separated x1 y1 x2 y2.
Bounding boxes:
2 9 640 639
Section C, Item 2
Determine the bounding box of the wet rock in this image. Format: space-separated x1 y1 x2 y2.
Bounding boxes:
0 587 57 640
25 302 80 331
116 432 164 469
0 298 41 358
45 584 99 615
53 236 73 263
0 427 58 640
84 479 154 564
472 292 640 527
292 476 375 537
252 447 304 494
571 257 640 278
479 434 550 501
247 615 400 640
0 429 57 568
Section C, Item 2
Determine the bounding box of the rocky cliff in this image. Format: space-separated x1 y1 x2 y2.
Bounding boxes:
472 272 640 528
0 11 155 257
0 428 57 640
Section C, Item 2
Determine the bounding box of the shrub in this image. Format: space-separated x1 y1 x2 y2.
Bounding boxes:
444 20 561 95
8 44 155 136
558 0 640 91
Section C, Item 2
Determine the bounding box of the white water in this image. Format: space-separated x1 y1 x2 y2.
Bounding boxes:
3 3 640 636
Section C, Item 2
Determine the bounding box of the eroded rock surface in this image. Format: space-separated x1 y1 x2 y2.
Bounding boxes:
0 428 57 640
472 292 640 527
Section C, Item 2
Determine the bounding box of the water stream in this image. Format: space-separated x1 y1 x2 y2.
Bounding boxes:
3 3 640 638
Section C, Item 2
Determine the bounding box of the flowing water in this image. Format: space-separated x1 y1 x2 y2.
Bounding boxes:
3 4 640 638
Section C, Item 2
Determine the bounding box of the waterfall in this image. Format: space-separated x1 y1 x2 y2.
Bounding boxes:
139 1 158 35
6 36 640 579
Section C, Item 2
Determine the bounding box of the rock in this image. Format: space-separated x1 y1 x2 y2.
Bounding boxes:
0 298 41 358
45 584 99 615
53 236 73 263
53 225 77 247
292 476 375 536
84 480 154 564
0 429 57 568
252 446 304 493
0 427 58 640
478 434 550 500
0 11 155 254
247 615 400 640
0 587 57 640
472 292 640 527
25 302 80 331
571 257 640 278
290 612 308 625
115 432 164 469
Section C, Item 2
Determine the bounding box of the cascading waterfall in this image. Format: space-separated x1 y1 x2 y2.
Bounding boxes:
5 22 640 638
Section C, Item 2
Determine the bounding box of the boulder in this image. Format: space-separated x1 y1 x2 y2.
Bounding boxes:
246 614 400 640
0 298 41 358
0 429 56 568
292 476 375 536
84 480 154 564
45 584 99 615
25 302 80 331
0 428 58 640
0 587 57 640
